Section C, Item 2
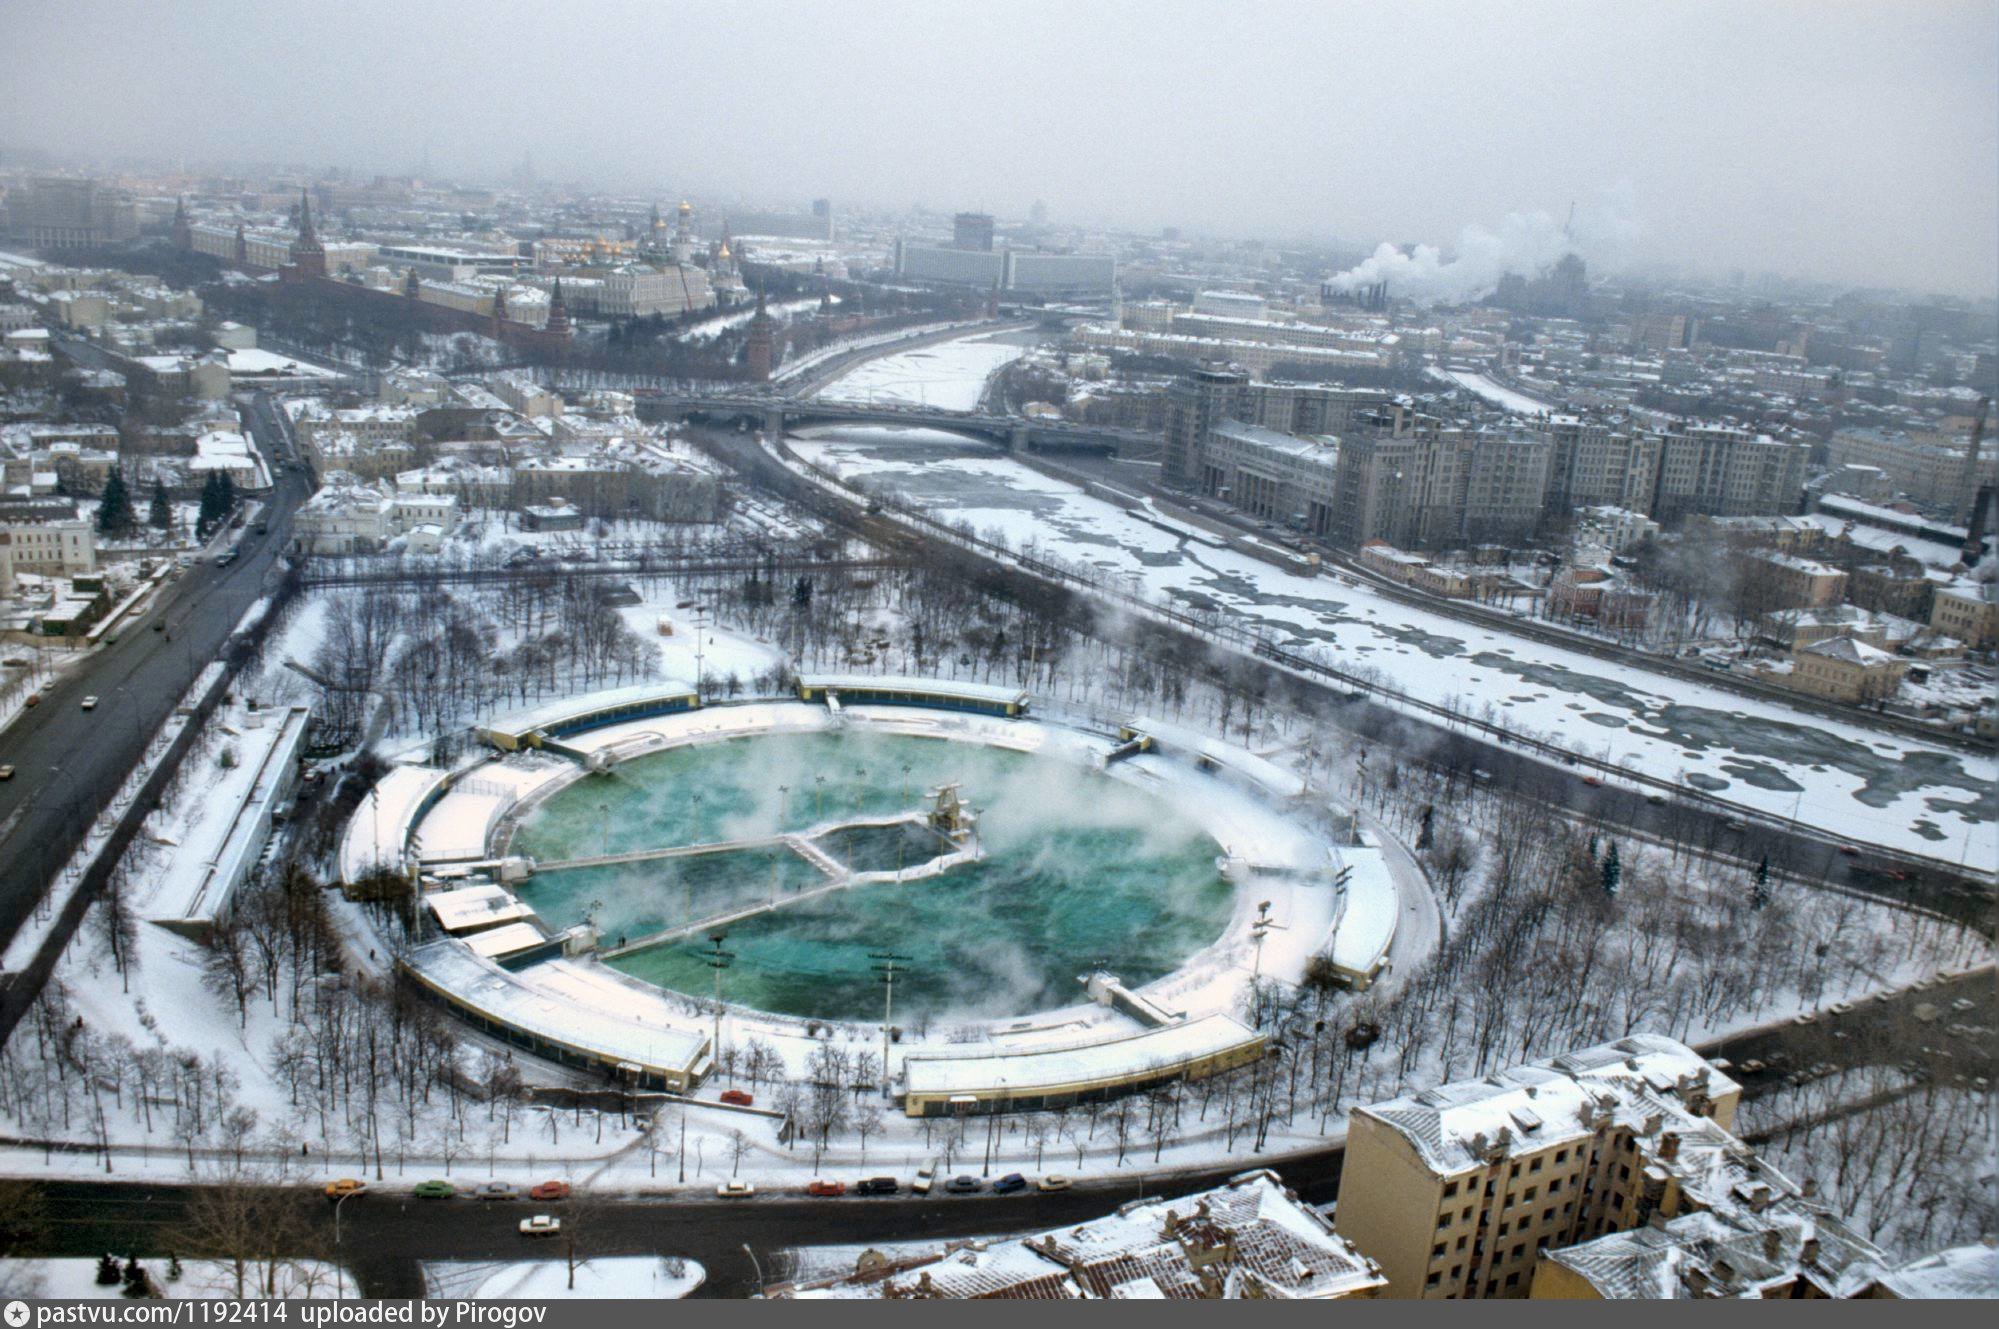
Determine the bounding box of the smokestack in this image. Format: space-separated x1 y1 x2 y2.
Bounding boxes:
1959 397 1990 566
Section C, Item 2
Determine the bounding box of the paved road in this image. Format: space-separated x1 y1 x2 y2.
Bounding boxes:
29 1156 1338 1299
0 393 310 967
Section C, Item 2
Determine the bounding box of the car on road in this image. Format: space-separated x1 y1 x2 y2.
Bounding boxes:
1036 1175 1073 1192
413 1180 455 1199
80 696 98 710
1738 1060 1766 1075
476 1182 519 1201
992 1173 1028 1195
0 766 12 781
1792 1012 1818 1026
944 1176 981 1194
216 551 238 567
1829 1001 1855 1016
519 1215 561 1237
716 1180 755 1199
529 1181 571 1201
719 1089 754 1107
1836 844 1861 856
1581 775 1602 788
805 1179 846 1197
1724 818 1748 831
152 620 164 632
855 1177 899 1196
22 693 37 707
324 1179 367 1200
255 523 269 535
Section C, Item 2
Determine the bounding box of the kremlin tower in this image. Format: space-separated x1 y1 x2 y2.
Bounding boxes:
284 188 327 281
744 283 776 382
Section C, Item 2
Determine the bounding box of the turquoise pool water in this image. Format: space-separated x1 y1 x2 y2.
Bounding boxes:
508 730 1230 1022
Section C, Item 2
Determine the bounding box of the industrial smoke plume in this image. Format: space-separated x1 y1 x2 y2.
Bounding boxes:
1328 187 1640 307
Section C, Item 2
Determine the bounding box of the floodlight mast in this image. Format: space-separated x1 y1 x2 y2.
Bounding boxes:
870 950 913 1094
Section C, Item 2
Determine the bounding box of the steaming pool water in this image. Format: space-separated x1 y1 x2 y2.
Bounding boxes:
507 730 1232 1023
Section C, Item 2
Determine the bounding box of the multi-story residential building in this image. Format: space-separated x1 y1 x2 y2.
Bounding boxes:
1197 420 1340 533
1163 365 1248 488
1776 635 1909 705
0 496 97 574
1460 427 1553 545
1650 425 1809 525
1824 426 1989 515
1542 416 1660 514
1751 552 1849 608
289 472 458 555
1929 578 1997 649
1338 1035 1771 1300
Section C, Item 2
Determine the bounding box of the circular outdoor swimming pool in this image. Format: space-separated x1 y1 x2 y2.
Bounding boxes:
506 729 1231 1024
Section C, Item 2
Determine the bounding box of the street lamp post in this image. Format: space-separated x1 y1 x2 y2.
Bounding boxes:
870 950 912 1095
332 1189 359 1297
702 933 735 1070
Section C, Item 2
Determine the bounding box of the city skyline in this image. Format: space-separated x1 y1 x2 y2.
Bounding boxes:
2 0 1995 297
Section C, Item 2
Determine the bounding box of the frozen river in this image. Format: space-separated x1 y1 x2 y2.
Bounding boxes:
812 330 1028 411
787 406 1995 869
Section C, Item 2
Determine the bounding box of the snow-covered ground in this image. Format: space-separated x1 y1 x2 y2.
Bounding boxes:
676 297 832 343
1433 367 1556 415
426 1257 704 1299
0 1257 353 1299
812 333 1027 411
788 428 1997 869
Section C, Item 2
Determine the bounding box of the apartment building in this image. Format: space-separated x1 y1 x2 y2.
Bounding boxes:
1543 416 1659 514
1929 579 1997 649
1163 365 1248 488
1751 552 1849 608
1334 1035 1741 1299
1650 426 1809 524
1778 635 1909 705
1198 420 1339 533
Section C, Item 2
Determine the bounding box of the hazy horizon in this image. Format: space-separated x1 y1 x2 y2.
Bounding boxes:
3 0 1995 297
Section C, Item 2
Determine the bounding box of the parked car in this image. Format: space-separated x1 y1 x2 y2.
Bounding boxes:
23 693 38 707
1737 1060 1766 1075
855 1177 899 1196
944 1176 981 1194
529 1181 571 1201
719 1089 754 1107
1837 844 1861 857
216 551 238 568
1581 775 1603 788
992 1173 1028 1195
476 1182 519 1201
1724 818 1748 832
324 1179 367 1200
0 766 13 781
413 1180 455 1199
805 1179 847 1197
80 696 98 710
911 1162 937 1196
519 1215 561 1237
716 1180 755 1199
1036 1175 1073 1193
152 620 164 631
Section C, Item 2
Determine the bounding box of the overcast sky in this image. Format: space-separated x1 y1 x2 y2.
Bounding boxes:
4 0 1995 295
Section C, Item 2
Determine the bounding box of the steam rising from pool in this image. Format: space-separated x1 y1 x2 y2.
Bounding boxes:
508 732 1230 1022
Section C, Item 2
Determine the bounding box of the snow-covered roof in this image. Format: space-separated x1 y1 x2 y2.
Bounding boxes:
338 763 451 883
1357 1034 1737 1174
1879 1242 1999 1299
462 921 551 961
403 941 709 1076
903 1013 1262 1099
426 882 535 934
798 674 1031 709
779 1169 1384 1300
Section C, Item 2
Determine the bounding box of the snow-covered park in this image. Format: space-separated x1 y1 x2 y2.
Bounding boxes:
787 426 1997 870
